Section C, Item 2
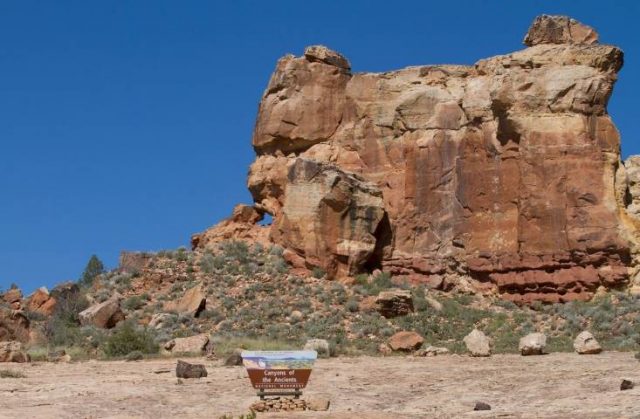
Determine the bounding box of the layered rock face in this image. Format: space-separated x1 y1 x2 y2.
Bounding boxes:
197 15 640 303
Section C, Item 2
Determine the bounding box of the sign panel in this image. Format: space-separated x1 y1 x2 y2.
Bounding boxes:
241 350 317 390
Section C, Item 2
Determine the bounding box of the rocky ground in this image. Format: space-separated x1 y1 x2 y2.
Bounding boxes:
1 353 639 418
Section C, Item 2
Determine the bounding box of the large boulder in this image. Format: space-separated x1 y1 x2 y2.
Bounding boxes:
78 297 125 329
463 329 491 357
164 334 210 355
519 333 547 356
191 204 270 250
375 289 414 318
573 331 602 354
163 285 206 317
203 15 634 303
26 287 56 316
0 341 30 363
388 331 424 352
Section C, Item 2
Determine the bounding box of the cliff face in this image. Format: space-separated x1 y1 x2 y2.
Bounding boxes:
195 15 640 303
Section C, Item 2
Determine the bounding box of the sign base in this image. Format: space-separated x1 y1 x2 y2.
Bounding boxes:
258 389 303 400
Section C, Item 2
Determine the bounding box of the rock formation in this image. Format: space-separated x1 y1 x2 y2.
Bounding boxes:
195 15 640 303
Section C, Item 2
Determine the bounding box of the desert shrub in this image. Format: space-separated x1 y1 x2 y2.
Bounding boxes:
24 310 46 322
221 240 249 263
125 350 144 361
312 267 326 279
358 272 394 295
123 296 146 311
102 321 158 358
0 370 26 379
345 299 359 313
44 289 90 347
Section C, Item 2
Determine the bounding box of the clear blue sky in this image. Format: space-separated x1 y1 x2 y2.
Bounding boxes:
1 1 638 293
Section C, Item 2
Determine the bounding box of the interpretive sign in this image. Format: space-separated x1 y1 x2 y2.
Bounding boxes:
241 350 317 395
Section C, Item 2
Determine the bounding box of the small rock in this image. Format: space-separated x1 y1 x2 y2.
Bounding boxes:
0 341 30 363
47 349 67 363
620 379 634 391
164 333 209 355
463 329 491 357
415 346 449 357
378 343 392 356
175 360 207 379
307 396 331 411
474 402 491 411
224 349 243 366
304 338 331 357
573 331 602 354
375 289 414 318
388 331 424 352
519 333 547 356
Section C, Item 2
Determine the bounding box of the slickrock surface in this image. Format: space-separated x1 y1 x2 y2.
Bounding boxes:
1 354 639 418
194 15 640 304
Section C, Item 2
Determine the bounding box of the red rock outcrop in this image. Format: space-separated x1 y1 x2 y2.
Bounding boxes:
198 16 639 303
25 287 56 316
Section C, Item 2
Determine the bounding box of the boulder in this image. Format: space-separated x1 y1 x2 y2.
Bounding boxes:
375 289 414 318
0 341 30 363
118 251 153 273
224 349 243 366
474 402 492 411
307 396 331 412
388 331 424 352
463 329 491 357
304 338 331 357
175 360 207 379
524 15 599 46
620 379 634 391
78 297 125 329
164 333 209 355
378 343 392 356
519 333 547 356
573 331 602 355
191 205 270 250
3 288 22 309
148 313 174 329
210 14 632 303
163 285 206 317
26 287 56 316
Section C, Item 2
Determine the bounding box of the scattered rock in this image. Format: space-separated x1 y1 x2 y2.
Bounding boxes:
415 346 449 357
224 349 243 366
474 402 491 411
524 14 599 46
378 343 392 356
463 329 491 357
163 285 206 317
251 397 307 413
388 331 424 352
164 333 209 355
620 379 634 391
573 331 602 355
304 339 331 357
47 349 68 363
376 289 414 318
307 396 331 411
78 297 125 329
175 360 207 379
0 341 30 363
26 287 56 316
519 333 547 356
148 313 173 329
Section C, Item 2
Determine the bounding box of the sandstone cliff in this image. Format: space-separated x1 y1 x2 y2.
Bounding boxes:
195 15 640 303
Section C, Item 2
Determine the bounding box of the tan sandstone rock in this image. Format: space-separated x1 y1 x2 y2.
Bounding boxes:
0 341 30 363
0 308 30 343
191 204 270 250
573 331 602 354
79 297 125 329
163 285 206 317
375 289 414 318
26 287 56 316
388 331 424 352
519 333 547 356
164 334 210 355
463 329 491 357
524 15 599 46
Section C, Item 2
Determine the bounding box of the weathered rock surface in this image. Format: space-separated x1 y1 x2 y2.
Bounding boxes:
0 341 30 363
175 360 207 379
0 308 30 343
26 287 56 316
304 338 331 357
388 331 424 352
375 289 414 318
163 285 206 317
78 297 125 329
164 334 210 355
199 15 638 303
119 251 154 273
463 329 491 357
573 331 602 354
3 288 22 310
191 204 270 250
519 333 547 356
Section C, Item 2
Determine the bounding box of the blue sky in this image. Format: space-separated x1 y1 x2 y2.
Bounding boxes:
1 1 638 293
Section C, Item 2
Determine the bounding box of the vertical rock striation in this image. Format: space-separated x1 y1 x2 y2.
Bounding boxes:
195 16 640 303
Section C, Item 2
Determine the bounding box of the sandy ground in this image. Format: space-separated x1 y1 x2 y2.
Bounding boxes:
0 352 639 418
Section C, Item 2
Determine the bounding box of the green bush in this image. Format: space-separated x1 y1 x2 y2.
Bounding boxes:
102 321 158 358
312 267 326 279
123 296 146 311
